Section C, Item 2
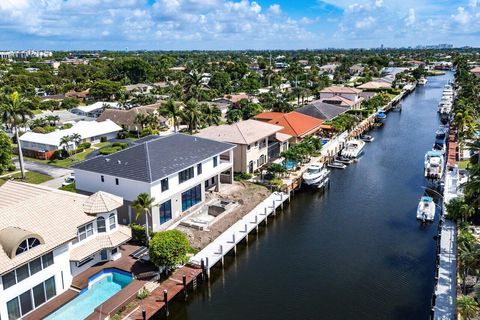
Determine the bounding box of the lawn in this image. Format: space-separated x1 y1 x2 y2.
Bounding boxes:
0 171 53 186
25 148 95 168
59 183 76 193
93 142 111 148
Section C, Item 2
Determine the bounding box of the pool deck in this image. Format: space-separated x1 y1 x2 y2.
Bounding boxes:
23 244 156 320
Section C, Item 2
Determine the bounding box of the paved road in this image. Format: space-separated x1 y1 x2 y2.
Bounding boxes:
14 158 72 188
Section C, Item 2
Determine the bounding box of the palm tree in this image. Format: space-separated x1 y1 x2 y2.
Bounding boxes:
181 99 203 134
226 107 242 124
159 99 181 132
70 133 82 160
184 70 207 101
457 295 479 319
132 193 155 242
201 103 221 127
0 92 33 179
60 135 72 157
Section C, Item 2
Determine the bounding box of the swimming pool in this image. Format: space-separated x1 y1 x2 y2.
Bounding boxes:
45 269 133 320
284 159 297 170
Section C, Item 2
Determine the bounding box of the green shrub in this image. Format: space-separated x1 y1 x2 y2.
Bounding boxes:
130 223 147 245
62 123 73 129
78 142 91 149
99 147 121 155
148 230 191 270
100 136 108 143
8 163 16 172
51 149 68 160
234 172 253 181
136 288 150 300
117 131 128 139
112 142 128 149
32 126 46 133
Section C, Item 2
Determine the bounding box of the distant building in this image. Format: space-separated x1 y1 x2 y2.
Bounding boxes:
96 104 168 131
470 67 480 77
70 102 120 118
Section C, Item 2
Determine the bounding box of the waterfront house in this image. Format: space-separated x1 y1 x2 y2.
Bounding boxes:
254 112 326 143
319 64 340 74
96 104 168 132
0 181 130 320
471 67 480 78
296 100 350 121
124 84 152 94
19 120 121 159
70 102 120 118
195 119 289 174
357 81 392 90
349 64 365 76
72 133 235 231
319 86 363 109
65 89 89 101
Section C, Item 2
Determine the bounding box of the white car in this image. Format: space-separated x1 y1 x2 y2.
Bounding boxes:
62 175 75 186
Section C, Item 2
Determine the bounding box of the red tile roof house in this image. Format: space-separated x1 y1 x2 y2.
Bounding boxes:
254 112 329 143
319 86 364 109
471 67 480 78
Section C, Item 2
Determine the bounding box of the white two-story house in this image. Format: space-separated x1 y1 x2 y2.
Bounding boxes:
72 133 235 232
319 86 363 109
0 182 130 320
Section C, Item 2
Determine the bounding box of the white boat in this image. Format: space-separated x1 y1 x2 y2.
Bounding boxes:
302 163 330 186
341 139 366 158
360 134 375 142
328 161 347 169
416 196 436 222
424 151 444 180
418 77 428 85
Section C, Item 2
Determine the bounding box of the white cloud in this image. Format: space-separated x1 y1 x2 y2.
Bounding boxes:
469 0 478 8
404 8 416 27
355 16 375 29
451 7 471 25
268 4 281 15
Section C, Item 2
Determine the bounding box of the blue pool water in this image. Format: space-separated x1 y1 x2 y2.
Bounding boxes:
284 159 297 170
46 269 132 320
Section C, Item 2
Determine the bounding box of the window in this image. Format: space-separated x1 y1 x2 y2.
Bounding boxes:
19 290 33 315
32 282 46 307
259 139 267 149
42 252 54 268
77 223 93 241
2 252 54 290
15 237 41 256
161 178 169 192
181 185 202 212
159 200 172 224
101 175 104 182
44 277 56 300
115 178 119 185
111 248 118 255
109 213 116 230
76 256 94 267
255 141 258 147
97 217 106 233
197 163 202 175
179 167 194 183
29 258 42 275
247 144 251 150
213 156 218 167
7 297 20 320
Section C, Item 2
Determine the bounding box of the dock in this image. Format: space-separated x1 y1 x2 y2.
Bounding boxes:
190 191 290 275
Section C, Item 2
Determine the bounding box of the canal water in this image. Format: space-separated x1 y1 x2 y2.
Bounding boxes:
163 72 453 320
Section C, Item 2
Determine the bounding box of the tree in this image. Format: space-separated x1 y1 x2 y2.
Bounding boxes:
148 230 191 271
0 131 13 175
226 107 242 124
457 295 479 319
266 163 287 178
61 97 80 109
445 197 475 223
159 99 181 132
181 99 203 134
60 135 72 156
90 80 121 101
71 133 82 160
201 103 221 127
132 193 155 241
0 92 33 179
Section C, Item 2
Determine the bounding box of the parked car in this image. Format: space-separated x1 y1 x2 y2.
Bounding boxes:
62 174 75 186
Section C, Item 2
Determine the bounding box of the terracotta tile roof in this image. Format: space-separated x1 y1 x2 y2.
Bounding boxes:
254 112 324 138
471 67 480 74
195 119 284 145
320 86 362 94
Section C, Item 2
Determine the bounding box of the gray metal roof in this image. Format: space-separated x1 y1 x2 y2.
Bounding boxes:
72 133 234 183
296 102 350 121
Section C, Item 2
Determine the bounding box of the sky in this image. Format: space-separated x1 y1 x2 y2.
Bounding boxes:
0 0 479 50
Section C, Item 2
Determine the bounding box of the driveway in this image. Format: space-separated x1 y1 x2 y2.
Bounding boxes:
13 158 73 188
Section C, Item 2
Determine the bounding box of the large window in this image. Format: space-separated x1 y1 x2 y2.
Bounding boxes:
97 217 106 233
15 237 41 256
181 185 202 212
2 252 54 290
6 277 56 319
161 178 169 192
109 213 116 230
197 163 202 175
179 167 194 183
77 223 93 242
159 200 172 224
213 156 218 167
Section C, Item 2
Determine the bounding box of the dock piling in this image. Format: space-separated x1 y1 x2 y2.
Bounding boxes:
200 259 206 282
232 234 237 254
142 309 146 320
163 289 169 317
183 274 188 300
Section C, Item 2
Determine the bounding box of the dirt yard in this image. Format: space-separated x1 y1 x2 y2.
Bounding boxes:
177 181 271 250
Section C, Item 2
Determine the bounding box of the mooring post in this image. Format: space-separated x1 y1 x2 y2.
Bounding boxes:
183 274 188 300
255 215 259 232
219 244 224 265
232 234 237 255
142 309 146 320
163 289 169 317
280 193 284 210
244 223 249 243
205 257 210 279
264 207 268 225
200 259 206 282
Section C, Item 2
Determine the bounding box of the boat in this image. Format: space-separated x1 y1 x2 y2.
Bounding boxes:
302 163 331 187
328 161 347 169
341 139 366 158
334 155 353 164
360 135 375 142
439 110 450 125
424 150 445 180
376 110 387 121
416 196 436 222
418 77 428 85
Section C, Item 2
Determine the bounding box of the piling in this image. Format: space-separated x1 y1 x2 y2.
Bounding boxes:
163 289 169 317
182 274 188 300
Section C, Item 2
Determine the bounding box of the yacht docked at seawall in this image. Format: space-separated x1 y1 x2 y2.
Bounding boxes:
302 163 330 187
418 77 428 85
416 196 436 222
341 139 366 158
424 150 444 180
